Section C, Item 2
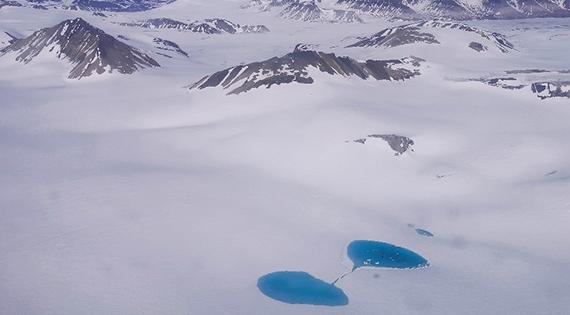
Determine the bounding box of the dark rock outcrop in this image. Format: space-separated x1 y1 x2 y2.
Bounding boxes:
531 81 570 99
351 133 415 155
368 134 415 155
468 41 487 52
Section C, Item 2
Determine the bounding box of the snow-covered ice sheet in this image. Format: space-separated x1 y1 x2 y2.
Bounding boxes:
1 1 570 314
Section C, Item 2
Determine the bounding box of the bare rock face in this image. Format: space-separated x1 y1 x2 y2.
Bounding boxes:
189 45 423 95
0 18 160 79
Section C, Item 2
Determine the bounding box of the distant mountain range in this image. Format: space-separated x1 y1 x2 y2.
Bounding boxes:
243 0 570 20
70 0 176 12
338 0 570 19
0 18 160 79
119 18 270 34
1 0 568 19
243 0 364 22
189 44 423 94
0 0 175 12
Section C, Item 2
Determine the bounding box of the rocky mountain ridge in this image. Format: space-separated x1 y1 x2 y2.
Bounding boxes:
189 44 423 94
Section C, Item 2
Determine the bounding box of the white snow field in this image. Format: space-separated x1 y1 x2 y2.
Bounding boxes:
1 1 570 314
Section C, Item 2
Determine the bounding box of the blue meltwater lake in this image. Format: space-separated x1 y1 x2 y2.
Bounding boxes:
347 240 429 270
257 240 430 306
257 271 349 306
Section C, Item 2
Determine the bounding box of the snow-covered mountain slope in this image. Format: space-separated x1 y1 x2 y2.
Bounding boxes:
348 19 514 53
0 18 159 79
348 22 441 47
189 45 422 94
119 18 269 34
337 0 570 19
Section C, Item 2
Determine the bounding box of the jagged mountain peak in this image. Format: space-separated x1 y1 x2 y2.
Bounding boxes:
0 18 160 79
57 17 100 35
